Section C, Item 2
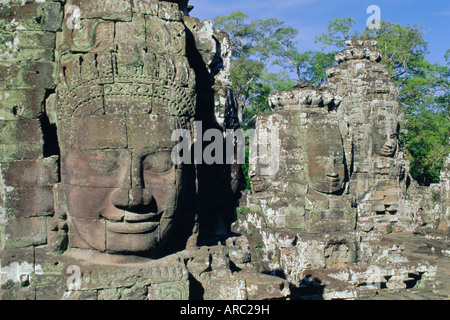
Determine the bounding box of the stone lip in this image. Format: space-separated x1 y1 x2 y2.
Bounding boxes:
106 220 159 234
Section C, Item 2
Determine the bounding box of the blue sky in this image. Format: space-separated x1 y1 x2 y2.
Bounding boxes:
189 0 449 68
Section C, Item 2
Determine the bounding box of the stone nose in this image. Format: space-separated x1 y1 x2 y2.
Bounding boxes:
111 187 154 211
385 139 394 148
325 161 339 178
128 187 153 207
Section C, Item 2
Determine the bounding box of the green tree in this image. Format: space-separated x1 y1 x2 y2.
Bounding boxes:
214 11 299 117
243 71 296 130
359 21 435 114
406 109 450 185
360 22 429 84
315 17 359 50
273 50 336 85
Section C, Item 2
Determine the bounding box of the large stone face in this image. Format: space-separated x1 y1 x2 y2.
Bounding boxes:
51 0 202 258
0 2 447 301
0 0 285 300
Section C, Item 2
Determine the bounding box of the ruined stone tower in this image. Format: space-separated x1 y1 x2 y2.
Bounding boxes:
235 40 447 299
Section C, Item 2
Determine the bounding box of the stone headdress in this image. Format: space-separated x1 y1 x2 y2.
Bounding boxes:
268 85 341 112
55 3 197 132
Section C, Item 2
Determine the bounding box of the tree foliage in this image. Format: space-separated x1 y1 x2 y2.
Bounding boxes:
315 17 360 50
243 71 296 130
213 11 338 129
213 11 299 119
406 109 450 185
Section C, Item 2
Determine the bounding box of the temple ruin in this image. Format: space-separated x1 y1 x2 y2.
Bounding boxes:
0 0 448 300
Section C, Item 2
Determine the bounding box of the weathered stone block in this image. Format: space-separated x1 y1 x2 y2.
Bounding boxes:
0 31 55 63
239 271 290 300
62 290 98 300
0 157 59 188
199 274 247 300
158 0 182 21
0 286 35 300
0 247 34 268
0 144 43 162
377 222 394 234
57 115 127 150
57 52 114 91
5 186 54 218
35 283 65 300
33 267 64 290
145 15 186 56
60 253 190 299
57 20 115 54
286 204 306 229
58 85 105 119
68 216 106 252
147 281 189 300
0 119 42 146
4 217 47 249
104 83 152 115
126 114 176 149
34 247 66 275
0 247 35 295
132 0 159 15
115 18 146 53
0 2 61 32
0 89 45 120
47 183 69 253
61 150 131 188
0 61 56 89
0 119 43 161
63 184 114 221
68 0 132 21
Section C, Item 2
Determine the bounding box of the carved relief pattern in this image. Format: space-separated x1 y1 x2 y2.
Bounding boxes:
56 1 196 130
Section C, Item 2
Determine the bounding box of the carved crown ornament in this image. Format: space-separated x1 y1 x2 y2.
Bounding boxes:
56 51 197 129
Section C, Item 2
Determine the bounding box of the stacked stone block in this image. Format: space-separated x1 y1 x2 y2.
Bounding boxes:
0 0 65 299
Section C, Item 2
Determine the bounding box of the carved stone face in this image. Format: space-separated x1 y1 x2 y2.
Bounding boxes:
59 114 185 256
372 117 398 158
305 117 346 194
55 6 198 257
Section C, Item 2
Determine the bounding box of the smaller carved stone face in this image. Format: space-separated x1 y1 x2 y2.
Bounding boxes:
305 118 346 194
372 117 399 158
